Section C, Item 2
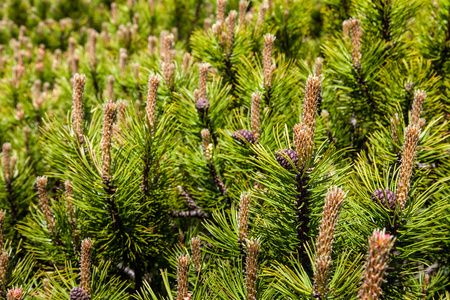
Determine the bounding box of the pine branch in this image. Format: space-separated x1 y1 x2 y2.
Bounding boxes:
171 187 207 218
103 177 124 232
171 209 207 218
177 186 200 210
295 170 310 266
207 162 227 199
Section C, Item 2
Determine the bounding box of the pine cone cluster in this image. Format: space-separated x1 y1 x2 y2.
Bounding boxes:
232 129 255 144
70 287 90 300
275 149 298 170
195 97 210 112
371 188 397 210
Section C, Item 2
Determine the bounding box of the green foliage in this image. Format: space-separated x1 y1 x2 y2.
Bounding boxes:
0 0 449 298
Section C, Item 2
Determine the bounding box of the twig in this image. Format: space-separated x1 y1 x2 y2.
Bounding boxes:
103 177 124 232
295 170 310 267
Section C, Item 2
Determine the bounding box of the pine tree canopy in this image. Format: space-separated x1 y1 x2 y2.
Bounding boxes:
0 0 449 299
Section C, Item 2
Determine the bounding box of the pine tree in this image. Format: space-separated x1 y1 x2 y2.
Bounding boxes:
0 0 448 299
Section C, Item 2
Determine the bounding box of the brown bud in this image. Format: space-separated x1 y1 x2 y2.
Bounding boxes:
101 102 117 178
65 180 76 226
343 20 350 39
293 124 314 169
204 18 212 32
16 104 24 120
263 34 276 87
217 0 227 25
146 75 161 137
80 238 94 295
6 288 23 300
199 63 209 99
162 62 175 89
0 251 8 288
183 53 191 72
193 89 200 102
251 92 261 141
2 144 11 182
244 238 260 300
107 75 114 101
226 10 237 54
68 37 76 64
164 34 175 64
119 48 127 75
134 64 140 81
72 74 86 144
239 1 249 27
101 22 110 44
191 237 202 272
315 57 323 77
72 55 79 75
238 193 251 242
32 80 41 110
255 3 268 33
313 187 346 298
358 229 395 299
411 90 427 126
159 30 168 61
301 75 322 132
349 18 362 69
111 3 117 25
201 129 211 161
396 124 421 209
176 255 190 300
418 118 426 129
148 35 157 56
88 30 97 71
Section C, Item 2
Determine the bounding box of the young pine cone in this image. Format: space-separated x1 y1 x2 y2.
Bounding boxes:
275 149 298 170
70 287 90 300
371 188 397 210
195 97 210 113
232 129 255 144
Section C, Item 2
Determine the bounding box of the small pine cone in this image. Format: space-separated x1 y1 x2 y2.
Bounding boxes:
195 97 210 113
275 149 298 170
372 188 397 210
232 129 255 144
70 287 90 300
